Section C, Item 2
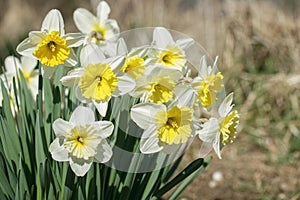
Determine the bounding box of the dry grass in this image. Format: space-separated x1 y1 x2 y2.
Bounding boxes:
1 0 300 199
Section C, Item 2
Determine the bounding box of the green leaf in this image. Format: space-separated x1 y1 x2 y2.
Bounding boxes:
35 114 46 166
168 158 210 200
153 158 210 198
0 154 14 198
47 184 55 200
17 156 30 199
43 77 53 146
0 80 21 167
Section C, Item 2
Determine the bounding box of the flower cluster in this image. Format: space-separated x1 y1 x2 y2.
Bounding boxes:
1 1 240 176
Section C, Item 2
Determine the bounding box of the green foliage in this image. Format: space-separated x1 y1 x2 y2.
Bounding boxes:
0 64 210 199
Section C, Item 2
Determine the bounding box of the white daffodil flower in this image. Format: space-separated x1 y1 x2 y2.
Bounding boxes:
73 1 120 56
132 65 182 104
149 27 194 70
131 103 194 154
192 56 224 108
49 106 114 176
4 56 38 100
175 56 224 109
197 93 239 159
16 9 84 78
60 56 135 117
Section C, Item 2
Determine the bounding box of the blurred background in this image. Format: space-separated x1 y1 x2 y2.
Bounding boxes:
0 0 300 199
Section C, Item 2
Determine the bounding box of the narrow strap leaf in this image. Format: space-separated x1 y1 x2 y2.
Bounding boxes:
153 158 210 198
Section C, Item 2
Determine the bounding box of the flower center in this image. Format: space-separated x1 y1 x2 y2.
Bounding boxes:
167 118 179 129
79 63 118 102
64 126 100 160
162 54 171 64
149 77 175 103
89 24 107 43
155 106 192 145
48 41 56 52
219 110 239 145
77 136 84 143
33 31 70 67
158 45 186 68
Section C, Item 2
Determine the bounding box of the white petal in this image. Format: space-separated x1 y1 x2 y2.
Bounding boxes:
141 124 157 139
174 85 196 108
213 132 222 159
176 38 194 50
91 121 114 138
94 139 112 163
41 9 65 35
129 45 150 58
115 75 135 96
42 65 56 79
64 33 85 47
53 118 73 137
29 76 39 100
199 142 213 158
75 86 90 103
116 38 128 55
109 56 125 72
93 100 109 117
73 8 96 34
1 72 14 87
212 56 219 72
191 77 202 91
218 93 234 118
29 31 46 44
4 56 20 74
197 56 208 77
16 38 37 58
97 1 111 24
20 56 38 73
153 27 174 49
104 19 120 40
131 103 165 129
101 41 118 57
156 66 182 80
64 49 78 67
70 106 95 125
60 68 83 87
197 118 219 143
49 138 69 162
69 157 93 176
140 136 162 154
80 43 106 67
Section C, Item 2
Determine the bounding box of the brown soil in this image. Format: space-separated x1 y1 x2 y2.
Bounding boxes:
179 136 300 200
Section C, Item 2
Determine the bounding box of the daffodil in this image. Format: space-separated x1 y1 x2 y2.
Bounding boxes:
149 27 194 70
73 1 120 56
197 93 239 159
16 9 84 78
175 56 224 109
4 56 38 99
49 106 114 176
132 66 181 104
193 56 224 108
60 56 135 116
131 103 194 154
